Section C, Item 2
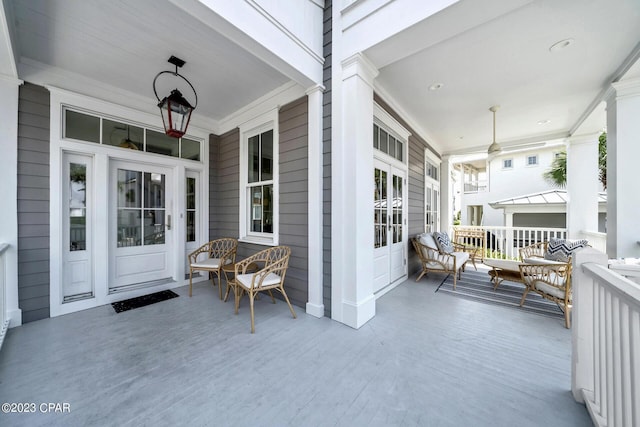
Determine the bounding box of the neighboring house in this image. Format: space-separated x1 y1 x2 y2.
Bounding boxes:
1 0 639 332
488 189 607 232
455 145 580 227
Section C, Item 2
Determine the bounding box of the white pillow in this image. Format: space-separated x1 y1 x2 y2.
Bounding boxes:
419 233 438 249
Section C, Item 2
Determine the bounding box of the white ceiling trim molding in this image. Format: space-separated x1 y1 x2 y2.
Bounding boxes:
171 0 322 87
373 80 442 153
21 58 217 135
570 44 640 136
245 0 324 65
612 78 640 99
217 81 305 135
444 130 570 157
0 74 22 85
0 0 18 78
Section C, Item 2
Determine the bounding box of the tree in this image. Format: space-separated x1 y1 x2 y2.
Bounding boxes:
543 132 607 189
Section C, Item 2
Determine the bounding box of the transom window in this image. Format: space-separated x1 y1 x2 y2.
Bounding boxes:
63 107 201 161
373 123 404 163
426 159 439 181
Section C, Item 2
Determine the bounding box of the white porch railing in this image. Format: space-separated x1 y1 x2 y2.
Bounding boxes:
463 180 487 193
581 230 607 253
0 243 9 351
572 248 640 427
452 225 568 260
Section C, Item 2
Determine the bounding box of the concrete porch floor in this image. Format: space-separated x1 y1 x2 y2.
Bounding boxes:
0 272 591 426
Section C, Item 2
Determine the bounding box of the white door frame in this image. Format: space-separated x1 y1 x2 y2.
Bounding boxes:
48 87 209 317
373 156 408 296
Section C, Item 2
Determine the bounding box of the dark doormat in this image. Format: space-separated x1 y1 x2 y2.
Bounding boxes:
112 290 179 313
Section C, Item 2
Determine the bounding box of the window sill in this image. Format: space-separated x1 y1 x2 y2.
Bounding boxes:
239 235 278 246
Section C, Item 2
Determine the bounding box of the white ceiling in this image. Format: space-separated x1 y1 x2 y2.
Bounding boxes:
370 0 640 154
5 0 289 122
4 0 640 154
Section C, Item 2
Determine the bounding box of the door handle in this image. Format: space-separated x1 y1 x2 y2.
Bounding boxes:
167 214 171 230
388 215 391 230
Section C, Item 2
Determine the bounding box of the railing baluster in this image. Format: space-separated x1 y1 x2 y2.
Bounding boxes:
621 302 631 427
631 309 640 427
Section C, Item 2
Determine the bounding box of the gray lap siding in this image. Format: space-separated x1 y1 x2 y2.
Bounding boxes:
209 96 310 308
17 83 51 323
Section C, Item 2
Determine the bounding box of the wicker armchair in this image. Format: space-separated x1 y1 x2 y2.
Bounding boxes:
233 246 296 333
519 262 572 328
187 238 238 299
411 234 470 289
519 241 548 261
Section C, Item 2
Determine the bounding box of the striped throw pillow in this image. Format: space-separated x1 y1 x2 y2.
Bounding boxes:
544 238 588 262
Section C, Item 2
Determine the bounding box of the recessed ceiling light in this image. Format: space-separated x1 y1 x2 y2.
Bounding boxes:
428 82 444 91
537 119 551 125
549 38 574 52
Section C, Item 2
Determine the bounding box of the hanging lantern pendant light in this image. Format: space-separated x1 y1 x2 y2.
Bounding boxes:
487 105 502 155
153 56 198 138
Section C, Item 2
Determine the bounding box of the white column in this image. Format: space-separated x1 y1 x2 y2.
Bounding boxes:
440 155 453 233
331 53 378 328
566 134 599 240
0 76 23 327
606 79 640 258
306 84 325 318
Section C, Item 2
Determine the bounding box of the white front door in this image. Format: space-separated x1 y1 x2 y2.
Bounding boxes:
109 161 173 292
373 159 407 292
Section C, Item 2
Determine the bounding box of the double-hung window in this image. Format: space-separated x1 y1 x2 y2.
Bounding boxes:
239 110 278 245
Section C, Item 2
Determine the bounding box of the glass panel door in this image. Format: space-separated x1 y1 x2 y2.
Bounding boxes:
374 167 388 249
110 161 173 291
374 160 407 292
63 153 94 302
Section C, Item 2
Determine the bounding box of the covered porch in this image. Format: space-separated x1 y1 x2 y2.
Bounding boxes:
0 272 591 426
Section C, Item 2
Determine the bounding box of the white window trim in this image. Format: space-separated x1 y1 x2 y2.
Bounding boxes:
502 158 513 169
239 108 279 246
424 150 441 233
526 154 539 167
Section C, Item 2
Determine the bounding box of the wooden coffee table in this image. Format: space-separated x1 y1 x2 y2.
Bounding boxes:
484 259 525 290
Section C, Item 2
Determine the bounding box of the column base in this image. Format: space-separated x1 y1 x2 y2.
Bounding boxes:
305 302 325 318
8 308 22 328
340 294 375 329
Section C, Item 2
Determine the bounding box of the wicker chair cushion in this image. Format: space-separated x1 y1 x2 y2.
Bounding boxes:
523 257 567 266
426 251 469 270
190 258 232 269
533 279 568 299
433 232 454 253
236 272 282 289
544 238 588 262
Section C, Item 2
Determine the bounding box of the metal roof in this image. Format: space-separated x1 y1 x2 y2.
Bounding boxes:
489 190 607 207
